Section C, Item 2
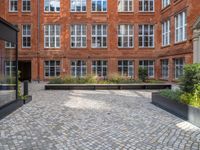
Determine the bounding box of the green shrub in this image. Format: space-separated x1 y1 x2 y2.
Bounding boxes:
160 89 183 101
180 64 200 93
180 84 200 108
138 67 148 82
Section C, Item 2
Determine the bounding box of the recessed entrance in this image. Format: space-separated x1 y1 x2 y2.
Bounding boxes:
18 61 31 81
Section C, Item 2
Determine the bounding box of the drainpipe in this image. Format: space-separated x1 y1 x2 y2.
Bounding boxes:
37 0 40 83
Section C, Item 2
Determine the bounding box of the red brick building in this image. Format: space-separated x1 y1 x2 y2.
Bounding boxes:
0 0 200 81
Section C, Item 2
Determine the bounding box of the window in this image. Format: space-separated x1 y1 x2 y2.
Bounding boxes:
162 0 170 8
138 25 154 48
71 0 86 12
71 60 87 77
118 60 134 77
174 58 184 80
162 20 170 46
71 25 87 48
139 60 154 78
44 25 60 48
175 11 187 43
118 0 133 12
92 60 107 77
22 0 31 12
161 59 169 80
5 42 15 48
118 25 134 48
92 25 107 48
44 61 60 77
139 0 154 12
44 0 60 12
5 61 16 77
9 0 18 12
92 0 107 12
22 24 31 48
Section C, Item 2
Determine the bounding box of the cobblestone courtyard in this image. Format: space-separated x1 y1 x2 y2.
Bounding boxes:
0 83 200 150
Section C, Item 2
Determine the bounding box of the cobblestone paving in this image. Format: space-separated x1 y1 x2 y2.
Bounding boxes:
0 83 200 150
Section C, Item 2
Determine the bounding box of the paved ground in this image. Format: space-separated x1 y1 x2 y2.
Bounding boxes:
0 83 200 150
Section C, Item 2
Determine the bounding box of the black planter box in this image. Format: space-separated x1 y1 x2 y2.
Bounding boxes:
152 93 200 128
0 99 23 120
45 84 172 90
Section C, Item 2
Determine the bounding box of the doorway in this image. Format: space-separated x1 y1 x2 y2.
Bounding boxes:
18 61 31 81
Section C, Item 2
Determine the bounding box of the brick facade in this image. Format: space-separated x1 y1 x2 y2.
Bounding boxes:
0 0 200 81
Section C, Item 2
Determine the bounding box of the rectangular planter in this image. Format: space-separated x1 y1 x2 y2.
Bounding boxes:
152 93 200 128
0 99 23 120
45 84 172 90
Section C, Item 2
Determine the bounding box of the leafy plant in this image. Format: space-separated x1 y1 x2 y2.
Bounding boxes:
138 67 148 82
180 64 200 93
180 84 200 108
160 89 183 101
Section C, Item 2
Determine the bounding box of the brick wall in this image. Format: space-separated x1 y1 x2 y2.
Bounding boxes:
1 0 199 81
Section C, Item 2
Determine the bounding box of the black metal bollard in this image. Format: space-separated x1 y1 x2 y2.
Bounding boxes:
23 80 29 96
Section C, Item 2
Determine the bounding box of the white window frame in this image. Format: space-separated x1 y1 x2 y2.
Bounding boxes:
161 59 169 80
138 25 154 48
44 0 60 12
9 0 18 12
22 0 31 12
139 60 155 78
71 60 87 77
91 0 107 12
118 24 134 48
92 24 107 48
162 19 170 46
118 60 134 77
44 60 61 77
162 0 170 9
22 24 31 48
5 61 16 77
5 42 15 48
139 0 154 12
70 0 86 12
92 60 107 77
44 25 60 48
175 11 187 43
174 58 184 80
71 24 87 48
118 0 133 12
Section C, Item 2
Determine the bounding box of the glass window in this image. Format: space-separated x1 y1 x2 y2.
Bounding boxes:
71 25 87 48
22 0 31 12
9 0 18 12
174 58 184 80
162 20 170 46
162 0 170 9
92 25 107 48
5 61 16 77
71 0 86 12
175 11 187 43
44 0 60 12
71 60 87 77
44 60 60 77
22 24 31 48
118 25 134 48
44 25 60 48
138 25 154 48
118 60 134 77
161 59 169 80
118 0 133 12
139 0 154 12
139 60 155 78
92 0 107 12
92 60 107 77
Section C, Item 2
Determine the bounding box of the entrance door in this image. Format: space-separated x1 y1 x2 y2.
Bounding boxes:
18 61 31 81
